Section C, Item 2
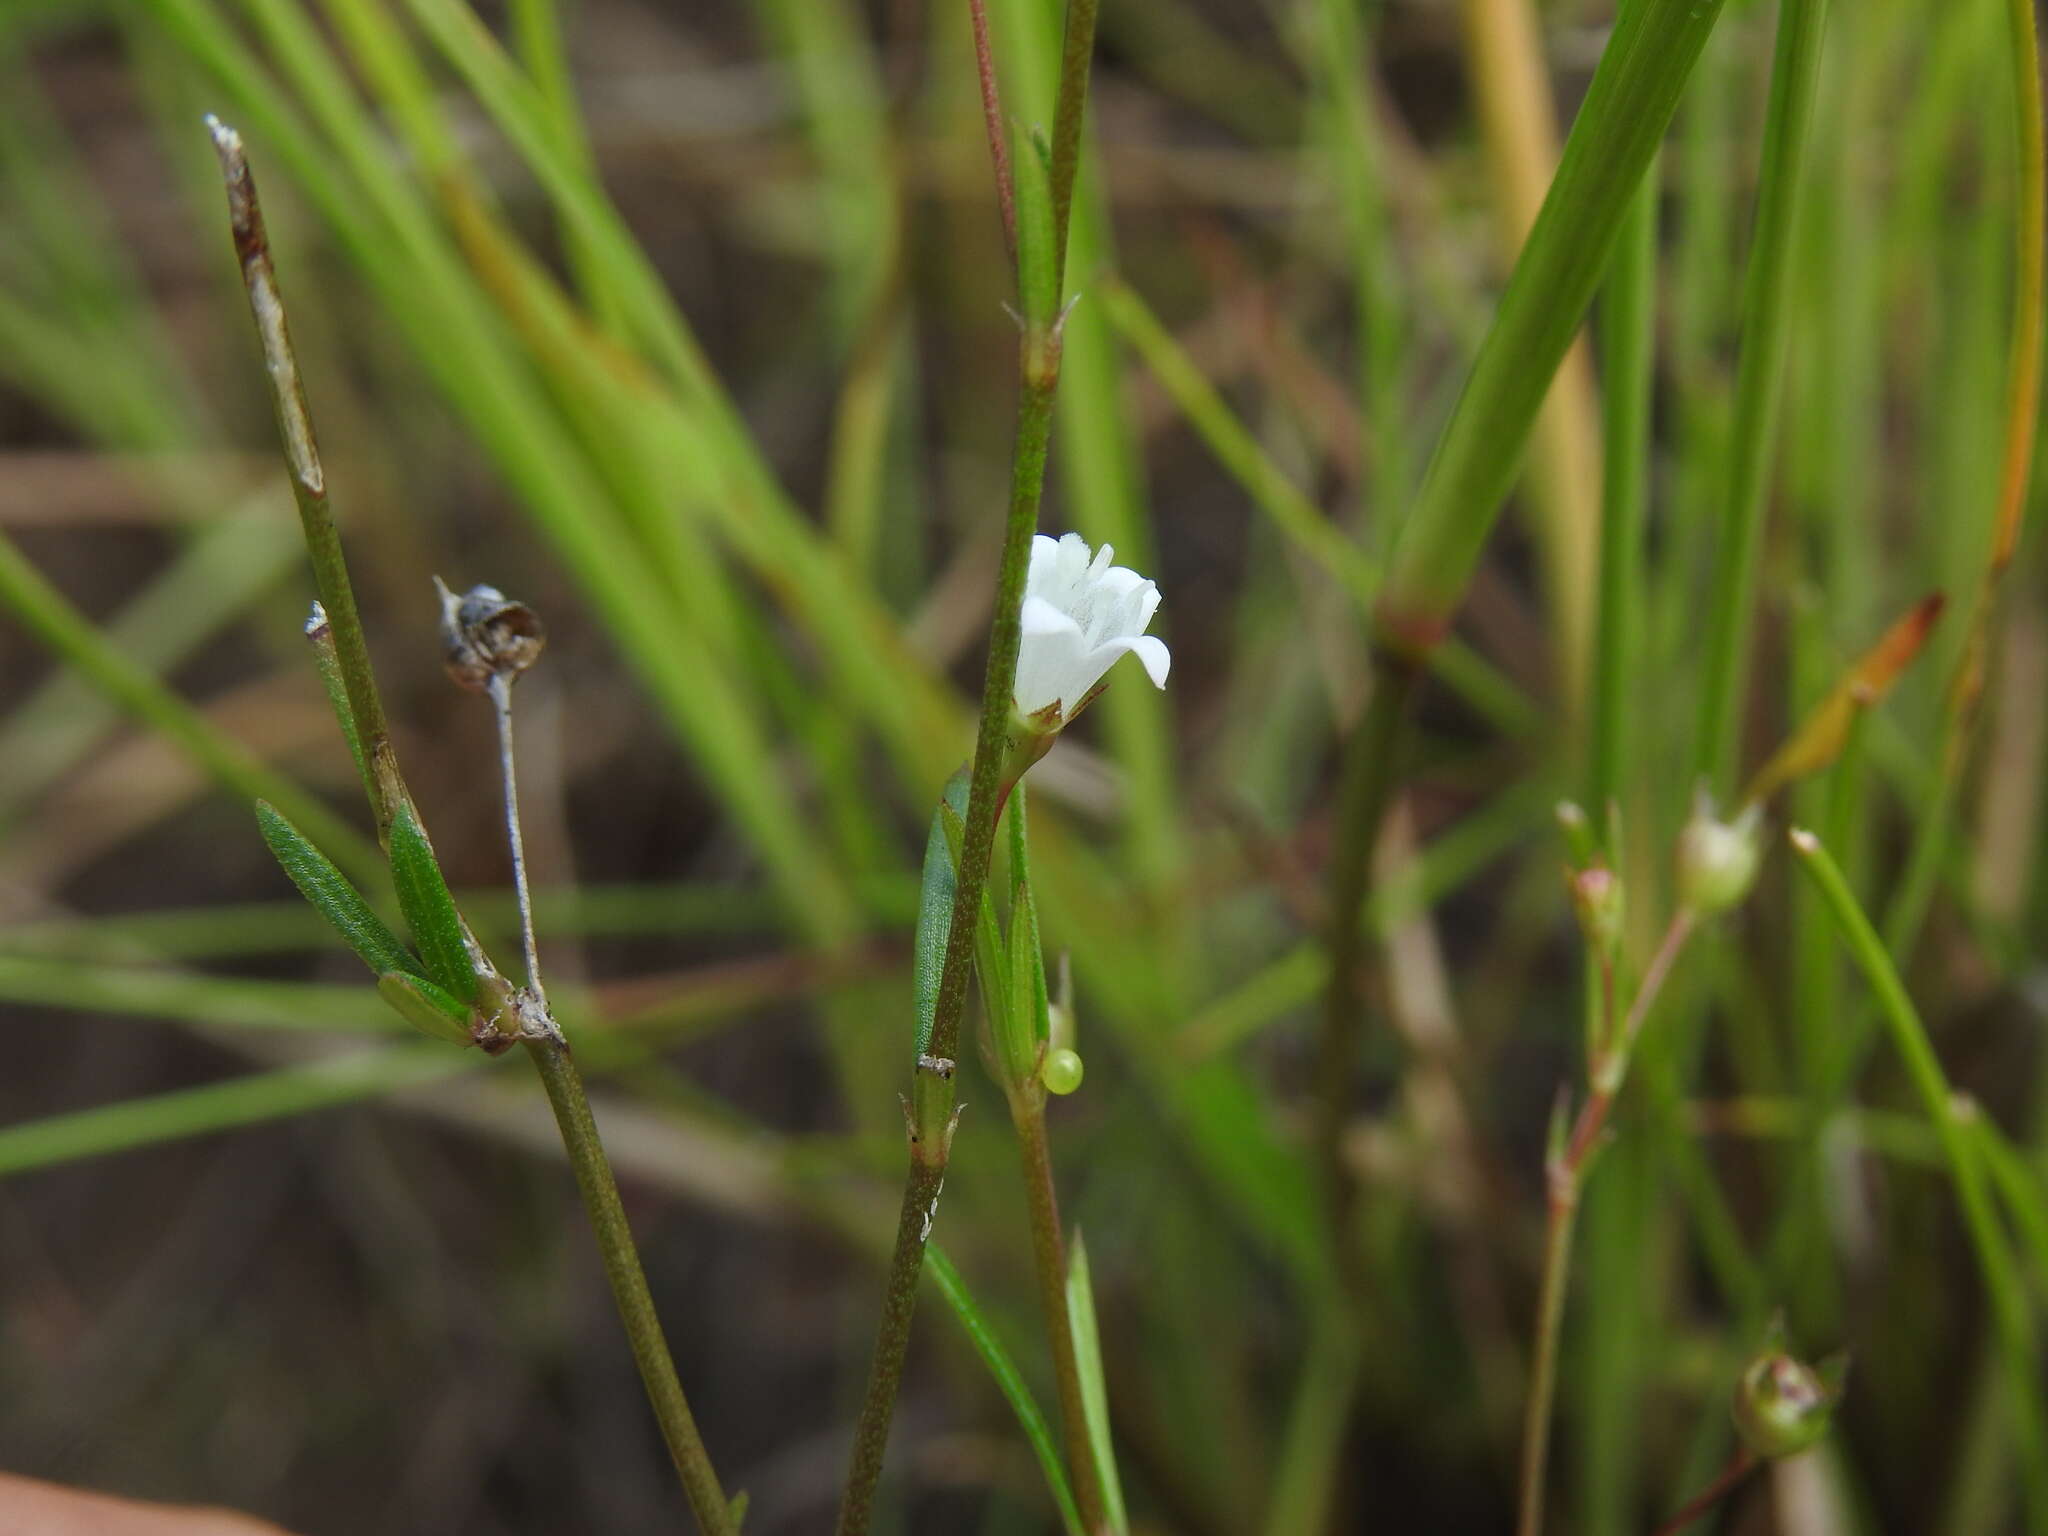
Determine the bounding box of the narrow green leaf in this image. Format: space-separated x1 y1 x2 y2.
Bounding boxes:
941 797 1014 1070
376 971 474 1045
1378 0 1730 643
913 768 971 1057
387 799 477 1005
1065 1231 1129 1534
1013 123 1057 330
255 799 416 977
1789 827 2048 1522
0 1045 472 1180
926 1241 1086 1536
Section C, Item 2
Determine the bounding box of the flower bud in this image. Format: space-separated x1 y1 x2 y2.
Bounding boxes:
435 578 545 691
1731 1345 1841 1460
1040 1047 1085 1095
1677 791 1762 916
1568 865 1625 958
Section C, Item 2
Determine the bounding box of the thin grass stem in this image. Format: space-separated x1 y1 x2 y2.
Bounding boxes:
1790 827 2048 1529
835 3 1107 1524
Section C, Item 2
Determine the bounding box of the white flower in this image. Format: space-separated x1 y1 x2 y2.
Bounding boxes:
1014 533 1170 725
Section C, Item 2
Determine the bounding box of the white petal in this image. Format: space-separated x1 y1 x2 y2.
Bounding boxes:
1126 633 1171 688
1014 600 1093 718
1021 594 1082 636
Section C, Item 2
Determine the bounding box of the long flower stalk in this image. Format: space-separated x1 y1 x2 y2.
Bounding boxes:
1515 912 1695 1536
1014 1095 1110 1529
834 2 1106 1528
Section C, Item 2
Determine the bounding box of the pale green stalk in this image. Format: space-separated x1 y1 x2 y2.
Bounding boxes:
1692 0 1832 791
1790 828 2048 1529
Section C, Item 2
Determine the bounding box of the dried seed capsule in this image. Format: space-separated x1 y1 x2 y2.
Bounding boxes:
435 577 545 690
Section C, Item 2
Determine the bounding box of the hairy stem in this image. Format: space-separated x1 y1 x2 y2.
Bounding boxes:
1517 911 1695 1536
207 115 399 833
1314 650 1420 1260
527 1040 738 1535
1015 1098 1110 1532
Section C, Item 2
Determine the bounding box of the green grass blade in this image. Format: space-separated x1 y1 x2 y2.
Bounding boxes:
1692 0 1832 791
0 522 381 884
925 1242 1086 1536
1377 0 1730 644
1790 826 2048 1528
0 1045 474 1180
1063 1231 1128 1534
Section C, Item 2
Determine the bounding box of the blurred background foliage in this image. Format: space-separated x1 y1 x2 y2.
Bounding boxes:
0 0 2044 1531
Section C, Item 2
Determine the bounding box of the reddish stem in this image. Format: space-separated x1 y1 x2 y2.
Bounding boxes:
968 0 1017 263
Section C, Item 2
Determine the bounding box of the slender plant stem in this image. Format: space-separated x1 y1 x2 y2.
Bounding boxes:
1313 650 1420 1261
1045 0 1102 298
836 5 1106 1523
1516 1177 1579 1536
489 672 546 1001
1650 1450 1758 1536
1790 828 2048 1530
211 118 733 1535
526 1039 738 1536
1516 910 1695 1536
967 0 1016 262
207 115 400 834
1588 166 1657 824
835 340 1057 1536
1691 0 1830 793
1015 1099 1110 1532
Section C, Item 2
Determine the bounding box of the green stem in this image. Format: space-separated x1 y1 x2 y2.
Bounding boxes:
1045 0 1102 299
1588 167 1657 823
1518 911 1695 1536
1691 0 1830 792
1790 828 2048 1531
526 1039 738 1536
836 0 1105 1508
1313 651 1420 1261
1015 1099 1110 1532
834 344 1056 1536
208 117 399 833
1517 1182 1580 1536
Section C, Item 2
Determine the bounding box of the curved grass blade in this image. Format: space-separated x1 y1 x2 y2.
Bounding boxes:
1064 1231 1128 1533
1377 0 1731 648
926 1241 1086 1536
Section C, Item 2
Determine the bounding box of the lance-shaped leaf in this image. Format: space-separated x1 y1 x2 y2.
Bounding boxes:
1001 783 1052 1085
939 797 1015 1074
1065 1232 1130 1534
1013 123 1057 333
377 971 475 1045
1743 593 1945 807
388 799 478 1006
256 800 417 977
913 768 972 1057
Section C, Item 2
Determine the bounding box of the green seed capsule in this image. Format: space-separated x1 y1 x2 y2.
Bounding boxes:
1731 1349 1839 1460
1040 1047 1085 1095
